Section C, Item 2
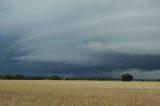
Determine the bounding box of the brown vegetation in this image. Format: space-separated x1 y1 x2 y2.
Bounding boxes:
0 80 160 106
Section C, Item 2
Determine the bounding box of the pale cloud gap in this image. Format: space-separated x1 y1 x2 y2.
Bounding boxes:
0 0 160 66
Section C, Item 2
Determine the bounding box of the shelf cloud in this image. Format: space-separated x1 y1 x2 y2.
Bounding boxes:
0 0 160 78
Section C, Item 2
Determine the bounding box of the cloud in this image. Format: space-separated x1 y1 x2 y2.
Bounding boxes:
85 41 160 55
0 0 160 77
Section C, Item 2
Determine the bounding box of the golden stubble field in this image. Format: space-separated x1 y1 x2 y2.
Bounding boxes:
0 80 160 106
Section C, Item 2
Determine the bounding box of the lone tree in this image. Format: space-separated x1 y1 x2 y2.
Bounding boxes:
121 74 133 81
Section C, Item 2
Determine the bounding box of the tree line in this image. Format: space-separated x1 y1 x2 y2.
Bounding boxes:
0 74 118 80
0 74 159 81
0 74 120 80
0 74 62 80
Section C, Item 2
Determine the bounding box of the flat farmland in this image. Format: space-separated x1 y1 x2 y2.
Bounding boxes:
0 80 160 106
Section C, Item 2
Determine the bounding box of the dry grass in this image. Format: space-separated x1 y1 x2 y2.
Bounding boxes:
0 80 160 106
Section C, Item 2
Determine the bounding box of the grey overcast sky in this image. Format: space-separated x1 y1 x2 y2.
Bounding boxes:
0 0 160 79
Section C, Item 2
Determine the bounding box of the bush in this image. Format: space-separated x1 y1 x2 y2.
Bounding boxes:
121 74 133 81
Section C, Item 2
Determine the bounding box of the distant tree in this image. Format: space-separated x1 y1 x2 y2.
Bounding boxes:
33 76 44 80
3 74 13 79
121 74 133 81
14 74 24 79
49 76 62 80
0 75 4 79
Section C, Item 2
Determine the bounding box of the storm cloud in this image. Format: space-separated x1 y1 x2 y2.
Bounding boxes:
0 0 160 78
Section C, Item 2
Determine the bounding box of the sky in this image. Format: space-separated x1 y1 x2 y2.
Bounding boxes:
0 0 160 79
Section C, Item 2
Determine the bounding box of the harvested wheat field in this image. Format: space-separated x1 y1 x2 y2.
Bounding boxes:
0 80 160 106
